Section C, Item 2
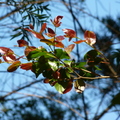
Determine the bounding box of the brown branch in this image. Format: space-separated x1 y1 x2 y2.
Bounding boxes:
0 79 42 101
14 91 85 118
94 104 113 120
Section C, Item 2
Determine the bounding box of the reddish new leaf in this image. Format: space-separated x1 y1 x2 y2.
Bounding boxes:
7 61 21 72
20 63 32 70
54 41 64 48
65 44 75 54
62 29 76 41
40 23 47 34
17 40 29 47
63 81 73 94
0 47 16 63
84 30 96 46
29 24 34 29
43 78 50 83
74 40 86 44
3 54 16 63
0 47 14 54
45 28 56 37
24 46 36 56
40 39 54 45
51 16 63 27
56 36 65 42
24 28 45 39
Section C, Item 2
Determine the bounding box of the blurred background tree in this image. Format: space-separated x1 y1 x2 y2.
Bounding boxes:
0 0 120 120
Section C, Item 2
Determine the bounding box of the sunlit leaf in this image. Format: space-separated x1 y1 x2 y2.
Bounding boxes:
62 29 76 41
40 39 54 45
74 79 86 93
24 28 45 39
64 44 75 54
51 16 63 27
55 49 70 59
74 40 86 44
56 36 65 41
48 60 58 71
20 63 32 70
54 81 72 94
84 30 96 46
29 24 34 29
17 40 29 47
7 61 21 72
54 41 64 48
24 46 36 57
0 47 16 63
45 28 56 37
40 23 47 33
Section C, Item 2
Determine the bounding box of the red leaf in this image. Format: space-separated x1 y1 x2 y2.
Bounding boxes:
20 63 32 70
24 46 36 56
74 40 86 44
54 41 64 48
65 44 75 54
84 30 96 46
56 36 65 42
24 28 45 39
43 78 50 83
0 47 16 63
63 82 73 94
62 29 76 41
40 23 47 34
7 61 21 72
29 24 34 29
17 40 29 47
45 28 56 37
3 54 16 63
51 16 63 27
0 47 14 54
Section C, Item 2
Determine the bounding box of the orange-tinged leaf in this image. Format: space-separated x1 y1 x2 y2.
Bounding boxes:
54 41 64 48
20 63 32 70
3 54 16 63
84 30 96 46
17 40 29 47
65 44 75 54
0 47 14 54
74 40 86 44
29 24 34 29
63 82 73 94
25 46 36 56
0 47 16 63
62 29 76 41
56 36 65 41
40 23 47 33
7 61 21 72
45 28 56 37
51 16 63 27
40 39 54 45
24 28 45 39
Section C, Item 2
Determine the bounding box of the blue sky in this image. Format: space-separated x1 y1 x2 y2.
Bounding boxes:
0 0 120 119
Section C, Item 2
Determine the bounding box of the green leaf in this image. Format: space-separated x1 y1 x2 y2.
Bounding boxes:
84 49 99 60
27 49 55 61
54 82 65 94
32 56 49 77
48 60 58 71
63 60 72 66
55 49 70 59
54 81 71 94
